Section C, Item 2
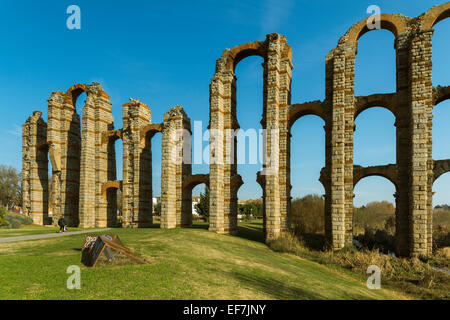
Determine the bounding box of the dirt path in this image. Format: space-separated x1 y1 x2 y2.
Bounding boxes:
0 229 110 243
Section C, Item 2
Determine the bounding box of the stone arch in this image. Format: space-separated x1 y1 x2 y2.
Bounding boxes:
221 41 267 72
101 180 122 199
101 129 123 145
355 93 397 119
64 83 90 107
101 180 122 227
180 174 210 225
434 86 450 106
288 101 326 129
183 174 210 191
342 14 408 45
209 33 293 241
353 164 399 190
140 123 162 142
433 159 450 182
422 2 450 30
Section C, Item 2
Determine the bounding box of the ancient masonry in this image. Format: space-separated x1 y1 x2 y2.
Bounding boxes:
22 4 450 257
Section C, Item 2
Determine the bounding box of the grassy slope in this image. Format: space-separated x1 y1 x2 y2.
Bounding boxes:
0 221 411 300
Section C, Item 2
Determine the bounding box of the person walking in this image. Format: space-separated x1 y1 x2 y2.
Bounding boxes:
58 218 67 233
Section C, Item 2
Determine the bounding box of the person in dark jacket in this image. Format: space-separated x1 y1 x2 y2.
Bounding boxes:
58 218 67 233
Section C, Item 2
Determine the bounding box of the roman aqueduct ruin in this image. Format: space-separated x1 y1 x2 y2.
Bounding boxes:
22 3 450 257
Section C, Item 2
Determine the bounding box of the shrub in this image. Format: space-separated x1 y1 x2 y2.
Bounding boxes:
267 232 306 255
0 206 6 225
1 213 33 229
291 194 324 235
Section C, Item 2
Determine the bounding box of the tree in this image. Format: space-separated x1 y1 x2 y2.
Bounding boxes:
195 187 210 222
238 203 258 220
353 201 395 232
291 194 325 235
153 202 161 216
0 165 21 208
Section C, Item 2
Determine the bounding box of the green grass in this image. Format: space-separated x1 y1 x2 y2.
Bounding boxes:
0 221 411 300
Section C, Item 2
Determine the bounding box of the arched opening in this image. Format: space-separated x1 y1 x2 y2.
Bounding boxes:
354 30 396 96
150 131 162 225
354 107 396 167
102 182 120 228
107 137 122 227
234 55 264 236
61 88 85 226
36 142 49 225
432 173 450 250
74 91 87 133
433 100 450 160
192 183 207 224
353 176 396 254
431 11 450 87
289 115 325 249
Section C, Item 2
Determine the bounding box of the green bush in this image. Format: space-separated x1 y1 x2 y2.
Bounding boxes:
291 194 325 235
0 206 6 225
0 214 33 229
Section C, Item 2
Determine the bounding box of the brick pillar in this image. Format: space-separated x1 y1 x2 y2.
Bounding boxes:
270 34 293 240
46 92 65 224
161 106 191 228
395 33 412 257
78 92 96 227
343 45 356 246
209 60 228 234
93 87 115 227
59 90 82 227
324 48 347 250
78 84 113 228
22 111 48 225
408 30 434 256
122 100 152 228
263 33 293 241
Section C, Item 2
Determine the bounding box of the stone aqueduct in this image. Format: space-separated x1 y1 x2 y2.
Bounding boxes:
22 4 450 257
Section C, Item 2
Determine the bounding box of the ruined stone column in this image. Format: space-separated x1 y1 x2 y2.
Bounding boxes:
268 34 293 240
161 106 191 228
323 48 347 250
408 29 434 256
395 33 413 257
122 100 152 228
77 83 115 228
57 89 83 226
22 111 48 225
263 34 283 241
343 45 357 246
209 63 227 234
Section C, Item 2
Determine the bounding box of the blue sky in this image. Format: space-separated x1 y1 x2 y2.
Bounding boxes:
0 0 449 206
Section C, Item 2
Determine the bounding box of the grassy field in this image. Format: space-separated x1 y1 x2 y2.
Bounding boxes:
0 221 412 300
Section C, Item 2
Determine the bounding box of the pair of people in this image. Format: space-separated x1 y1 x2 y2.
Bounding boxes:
57 218 68 233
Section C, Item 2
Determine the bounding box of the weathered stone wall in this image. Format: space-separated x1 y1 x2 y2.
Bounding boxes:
122 100 153 228
160 106 191 228
22 111 48 225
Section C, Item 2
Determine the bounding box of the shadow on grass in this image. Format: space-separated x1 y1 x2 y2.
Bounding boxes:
236 222 264 243
189 223 209 230
229 271 322 299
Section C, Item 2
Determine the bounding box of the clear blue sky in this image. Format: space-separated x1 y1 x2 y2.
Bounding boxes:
0 0 449 206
